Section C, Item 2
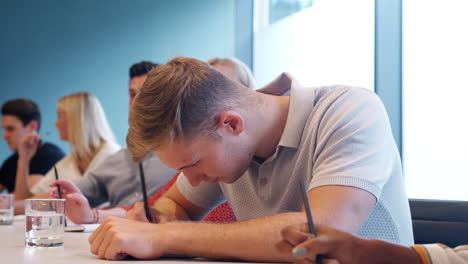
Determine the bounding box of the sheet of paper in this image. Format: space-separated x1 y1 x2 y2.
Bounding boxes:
65 224 100 233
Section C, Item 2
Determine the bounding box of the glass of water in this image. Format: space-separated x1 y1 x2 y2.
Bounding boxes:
0 194 14 225
25 199 65 247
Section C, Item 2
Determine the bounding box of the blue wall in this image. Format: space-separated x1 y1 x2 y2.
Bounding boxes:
0 0 235 161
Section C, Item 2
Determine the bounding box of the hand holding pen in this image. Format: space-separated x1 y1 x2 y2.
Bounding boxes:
297 180 324 264
138 162 153 223
127 163 175 224
277 181 330 263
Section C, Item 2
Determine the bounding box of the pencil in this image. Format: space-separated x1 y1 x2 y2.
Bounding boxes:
299 180 323 264
139 162 153 222
54 166 67 227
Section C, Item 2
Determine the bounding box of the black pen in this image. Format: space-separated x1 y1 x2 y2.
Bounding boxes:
299 180 323 264
54 166 67 227
139 162 153 222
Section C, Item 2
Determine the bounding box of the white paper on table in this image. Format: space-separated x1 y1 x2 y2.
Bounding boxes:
65 224 100 233
14 215 26 221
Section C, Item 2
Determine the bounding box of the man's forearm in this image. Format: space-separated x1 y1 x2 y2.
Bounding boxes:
14 157 34 199
154 196 191 221
357 239 422 264
159 212 306 262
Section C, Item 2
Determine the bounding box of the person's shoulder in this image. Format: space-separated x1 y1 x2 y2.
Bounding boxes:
89 141 121 167
0 152 18 170
53 154 73 167
312 85 381 110
38 142 66 156
31 142 65 164
101 148 132 163
88 148 135 176
313 85 374 99
343 86 378 99
3 152 18 163
302 85 385 134
100 141 122 154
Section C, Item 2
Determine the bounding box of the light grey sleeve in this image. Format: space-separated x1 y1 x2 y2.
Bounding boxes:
414 244 468 264
309 88 399 199
73 171 104 207
73 150 131 207
176 172 225 219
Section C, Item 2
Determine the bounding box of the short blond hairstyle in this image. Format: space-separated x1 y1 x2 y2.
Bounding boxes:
208 57 256 90
58 92 116 164
127 56 253 161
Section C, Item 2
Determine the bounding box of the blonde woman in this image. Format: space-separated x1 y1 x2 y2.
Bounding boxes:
14 92 120 210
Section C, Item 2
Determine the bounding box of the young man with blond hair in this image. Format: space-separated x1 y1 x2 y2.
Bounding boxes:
89 57 413 261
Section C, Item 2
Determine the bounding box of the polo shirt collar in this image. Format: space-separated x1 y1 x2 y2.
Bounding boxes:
275 74 316 149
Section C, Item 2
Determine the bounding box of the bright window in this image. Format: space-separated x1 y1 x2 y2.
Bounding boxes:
254 0 374 90
403 0 468 200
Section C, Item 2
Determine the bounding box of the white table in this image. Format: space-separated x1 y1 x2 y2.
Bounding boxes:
0 217 271 264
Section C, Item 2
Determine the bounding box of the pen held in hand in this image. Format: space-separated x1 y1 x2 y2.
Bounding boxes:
54 166 67 227
53 166 63 199
139 162 153 223
299 180 323 264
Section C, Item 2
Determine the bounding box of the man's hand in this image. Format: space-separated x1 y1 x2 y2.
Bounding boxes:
126 202 174 223
17 132 40 162
279 223 355 264
49 180 94 224
88 216 166 260
279 223 422 264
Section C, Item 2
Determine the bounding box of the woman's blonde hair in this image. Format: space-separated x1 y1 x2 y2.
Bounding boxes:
58 92 116 164
207 57 256 90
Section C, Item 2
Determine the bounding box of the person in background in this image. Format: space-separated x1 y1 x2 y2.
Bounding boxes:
208 57 256 90
0 99 64 193
280 222 466 264
51 172 236 225
207 56 289 96
14 92 120 213
49 62 176 222
88 56 412 261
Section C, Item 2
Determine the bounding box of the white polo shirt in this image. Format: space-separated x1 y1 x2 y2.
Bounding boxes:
176 75 414 245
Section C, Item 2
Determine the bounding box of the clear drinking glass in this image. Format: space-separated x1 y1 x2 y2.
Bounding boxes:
0 194 15 225
25 199 65 247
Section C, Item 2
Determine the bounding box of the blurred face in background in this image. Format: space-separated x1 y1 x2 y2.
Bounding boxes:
1 115 33 151
212 64 242 85
55 108 68 141
129 75 148 106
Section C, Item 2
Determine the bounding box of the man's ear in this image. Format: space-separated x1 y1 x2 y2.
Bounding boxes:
217 111 244 136
26 120 39 132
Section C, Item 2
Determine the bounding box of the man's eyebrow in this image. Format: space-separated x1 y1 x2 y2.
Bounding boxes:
177 160 199 171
